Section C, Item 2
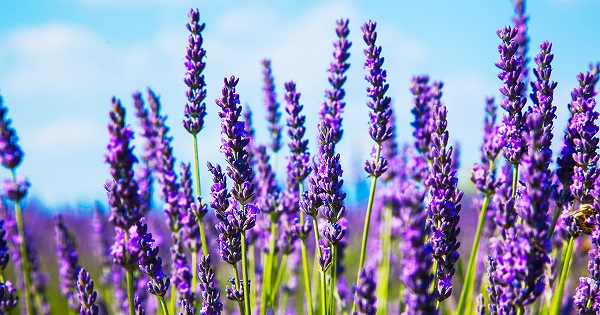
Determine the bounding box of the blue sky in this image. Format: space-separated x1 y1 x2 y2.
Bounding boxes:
0 0 598 207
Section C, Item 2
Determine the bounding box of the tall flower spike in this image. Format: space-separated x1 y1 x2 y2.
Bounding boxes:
496 26 528 165
183 8 208 135
425 81 463 302
284 81 311 184
77 269 99 315
512 0 530 83
0 220 9 272
198 255 223 315
410 75 433 157
54 214 82 310
137 221 170 297
0 95 23 170
262 59 283 153
353 267 377 315
320 18 351 144
0 281 18 312
179 162 201 254
105 97 142 229
171 234 194 304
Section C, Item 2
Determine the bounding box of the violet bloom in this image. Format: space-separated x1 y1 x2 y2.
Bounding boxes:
171 235 193 304
320 18 351 144
425 81 463 302
262 59 283 153
0 96 23 170
380 109 399 183
179 162 201 254
512 0 530 83
197 255 223 315
284 81 311 185
2 176 29 202
410 75 433 157
0 280 18 312
0 220 8 272
134 296 145 315
472 98 503 195
362 21 392 178
399 180 436 315
183 8 208 135
496 26 528 164
76 269 99 315
353 267 377 315
54 214 82 310
105 97 142 230
137 221 170 297
179 300 194 315
255 144 281 218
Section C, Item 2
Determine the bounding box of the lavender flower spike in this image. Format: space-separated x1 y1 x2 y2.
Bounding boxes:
496 26 528 165
284 81 311 184
353 267 377 315
137 221 170 298
425 81 463 302
512 0 530 83
262 60 282 153
183 8 208 135
0 220 9 273
54 214 82 310
0 96 23 170
198 255 223 315
76 269 99 315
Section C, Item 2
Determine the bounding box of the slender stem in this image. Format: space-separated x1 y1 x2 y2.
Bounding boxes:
241 232 252 315
299 181 314 315
511 163 519 198
456 194 491 314
312 215 322 257
431 259 439 295
551 237 575 315
377 206 392 315
124 230 135 315
548 201 564 240
249 244 257 310
233 264 246 315
260 218 276 314
159 296 170 315
169 283 176 315
192 134 210 259
320 269 327 315
270 253 289 306
12 169 33 315
329 246 337 315
191 250 198 307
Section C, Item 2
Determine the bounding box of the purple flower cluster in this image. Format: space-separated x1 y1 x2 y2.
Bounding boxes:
512 0 530 83
353 267 377 315
472 98 503 195
262 59 283 154
496 26 528 165
183 8 208 135
54 215 82 310
410 76 434 157
425 81 463 301
284 81 311 186
76 269 99 315
137 221 170 297
197 255 223 315
0 96 23 170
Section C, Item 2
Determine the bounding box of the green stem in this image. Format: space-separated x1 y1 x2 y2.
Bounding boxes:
377 206 392 315
299 182 314 315
12 170 33 315
329 246 337 315
548 201 563 240
511 163 519 198
249 244 257 310
169 283 176 315
191 250 198 307
124 230 135 315
270 253 289 306
192 134 210 259
241 232 252 315
159 296 170 315
551 237 575 315
260 219 277 314
233 264 246 315
456 194 491 314
320 269 327 315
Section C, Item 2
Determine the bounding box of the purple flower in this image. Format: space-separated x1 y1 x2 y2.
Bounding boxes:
134 296 145 315
179 162 201 254
183 8 208 135
353 267 377 315
54 214 82 310
105 97 142 230
171 235 193 304
410 75 433 157
262 59 283 153
284 81 311 184
254 145 281 216
496 26 528 164
319 18 351 144
512 0 530 83
0 221 9 271
0 96 23 170
472 98 502 196
76 269 99 315
425 81 463 301
179 299 195 315
137 221 170 297
197 255 223 315
0 280 18 312
2 176 29 202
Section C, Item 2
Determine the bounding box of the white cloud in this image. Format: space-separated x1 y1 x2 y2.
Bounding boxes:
23 117 103 153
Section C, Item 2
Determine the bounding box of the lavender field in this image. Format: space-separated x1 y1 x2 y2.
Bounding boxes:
1 0 600 314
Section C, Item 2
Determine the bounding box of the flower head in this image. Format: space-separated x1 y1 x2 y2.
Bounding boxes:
0 96 23 170
183 8 208 135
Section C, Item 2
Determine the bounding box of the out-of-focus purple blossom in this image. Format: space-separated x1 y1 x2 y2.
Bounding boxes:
76 269 99 315
284 81 311 184
105 97 142 230
179 162 201 253
262 59 283 153
111 223 142 270
476 294 485 315
496 26 528 164
425 81 463 302
183 8 208 135
0 280 18 312
353 267 377 315
92 206 113 288
2 176 29 202
198 255 223 315
132 92 159 170
320 18 351 144
380 109 398 183
574 276 600 314
54 214 82 310
0 96 23 170
134 296 145 315
179 299 195 315
410 75 433 157
0 221 8 271
398 179 436 315
171 235 193 304
472 98 503 195
512 0 530 83
137 221 170 297
255 145 281 217
362 20 393 147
